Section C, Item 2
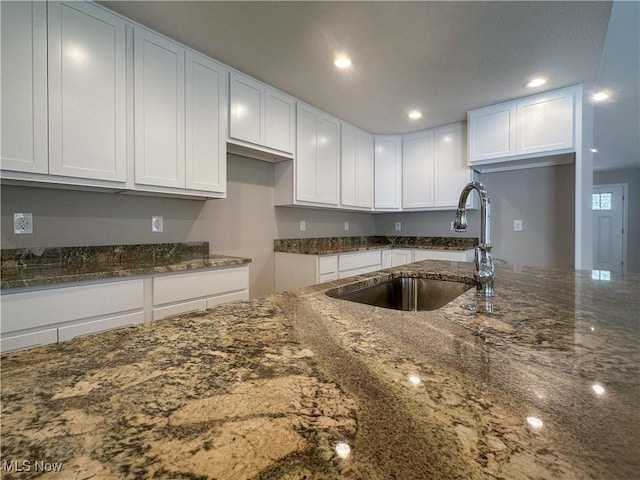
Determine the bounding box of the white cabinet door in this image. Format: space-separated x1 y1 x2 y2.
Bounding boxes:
229 72 264 146
296 104 339 205
185 51 227 193
341 123 373 209
48 1 127 182
391 249 413 267
134 27 185 188
467 102 516 163
517 89 574 155
374 136 402 210
434 123 471 208
0 1 48 174
403 130 435 209
265 88 295 153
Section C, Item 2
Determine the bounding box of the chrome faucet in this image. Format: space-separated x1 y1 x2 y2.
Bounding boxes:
453 181 495 297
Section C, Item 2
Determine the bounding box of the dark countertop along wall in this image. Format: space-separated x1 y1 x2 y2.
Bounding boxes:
274 235 478 255
1 260 637 479
1 242 250 290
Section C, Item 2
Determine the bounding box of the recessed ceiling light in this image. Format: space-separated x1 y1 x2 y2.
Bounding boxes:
590 148 599 153
592 91 610 102
525 77 547 88
408 110 423 120
334 55 352 69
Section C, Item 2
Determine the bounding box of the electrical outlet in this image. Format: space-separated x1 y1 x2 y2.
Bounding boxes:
344 221 350 231
14 213 33 234
300 220 306 232
395 221 402 232
514 220 523 232
152 216 163 233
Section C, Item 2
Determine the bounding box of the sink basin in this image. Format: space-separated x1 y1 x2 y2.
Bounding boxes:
327 276 473 311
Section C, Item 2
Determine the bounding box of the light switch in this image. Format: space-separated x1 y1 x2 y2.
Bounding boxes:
300 220 306 232
344 221 350 231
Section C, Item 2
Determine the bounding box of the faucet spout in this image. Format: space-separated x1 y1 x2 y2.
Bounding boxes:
453 181 495 297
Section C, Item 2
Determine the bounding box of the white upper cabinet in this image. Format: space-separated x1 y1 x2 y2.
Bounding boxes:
229 72 295 155
134 27 186 189
434 123 471 208
468 85 577 169
401 123 472 210
229 72 264 145
517 89 574 155
1 1 48 174
374 136 402 210
402 130 435 209
134 27 227 196
468 102 516 162
296 103 339 205
341 123 373 209
265 88 295 153
185 51 227 193
48 1 127 182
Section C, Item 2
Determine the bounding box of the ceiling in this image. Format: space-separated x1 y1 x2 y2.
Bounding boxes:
99 1 638 171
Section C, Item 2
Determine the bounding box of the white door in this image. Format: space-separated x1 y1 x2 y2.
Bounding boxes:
0 1 48 174
229 72 264 145
134 27 185 188
185 51 226 193
374 136 402 210
592 185 625 273
403 130 434 209
48 1 127 181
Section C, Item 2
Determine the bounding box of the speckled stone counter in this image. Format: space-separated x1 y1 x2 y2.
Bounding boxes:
274 235 478 255
1 243 251 289
1 261 638 479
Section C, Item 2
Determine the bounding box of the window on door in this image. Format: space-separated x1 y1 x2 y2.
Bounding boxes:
592 193 612 210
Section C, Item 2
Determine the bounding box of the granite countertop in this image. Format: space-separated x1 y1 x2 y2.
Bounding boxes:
1 243 251 290
274 235 478 255
1 261 638 479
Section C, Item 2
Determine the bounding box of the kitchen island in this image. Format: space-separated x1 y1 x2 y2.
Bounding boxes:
1 261 638 479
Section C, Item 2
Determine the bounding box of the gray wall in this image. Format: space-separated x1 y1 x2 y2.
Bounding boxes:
376 165 575 268
1 154 375 297
593 167 640 273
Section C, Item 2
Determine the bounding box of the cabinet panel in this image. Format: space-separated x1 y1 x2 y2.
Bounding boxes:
229 72 264 145
265 88 295 153
1 279 144 333
374 137 402 210
517 91 574 155
413 249 475 262
341 125 373 209
296 105 318 202
339 250 382 271
0 329 58 353
153 267 249 306
134 28 185 188
58 311 144 341
434 123 470 207
318 255 338 275
316 115 340 205
185 52 226 193
0 1 48 174
403 131 434 208
296 104 339 205
468 103 516 163
391 249 413 267
48 1 127 181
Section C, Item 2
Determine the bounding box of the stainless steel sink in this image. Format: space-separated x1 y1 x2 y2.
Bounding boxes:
327 277 473 311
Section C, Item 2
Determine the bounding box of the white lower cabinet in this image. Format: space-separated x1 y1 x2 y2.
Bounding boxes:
391 249 414 267
413 249 475 262
0 265 249 352
152 266 249 320
1 278 144 352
